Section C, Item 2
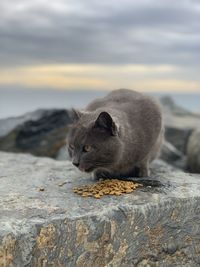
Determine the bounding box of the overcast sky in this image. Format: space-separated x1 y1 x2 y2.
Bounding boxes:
0 0 200 92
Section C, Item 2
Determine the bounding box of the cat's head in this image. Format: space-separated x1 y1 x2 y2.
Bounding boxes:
67 110 122 173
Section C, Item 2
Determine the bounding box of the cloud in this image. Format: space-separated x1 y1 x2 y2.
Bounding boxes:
0 0 200 67
0 0 199 92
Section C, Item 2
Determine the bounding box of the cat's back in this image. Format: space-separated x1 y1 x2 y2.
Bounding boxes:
86 89 143 111
86 89 162 135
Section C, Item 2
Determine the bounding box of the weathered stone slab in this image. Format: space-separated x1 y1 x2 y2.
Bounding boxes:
0 152 200 267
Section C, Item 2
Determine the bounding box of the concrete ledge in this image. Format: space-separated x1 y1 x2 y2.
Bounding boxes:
0 152 200 266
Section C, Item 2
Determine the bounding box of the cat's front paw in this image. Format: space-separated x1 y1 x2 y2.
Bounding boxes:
91 171 101 181
93 169 112 180
138 166 150 177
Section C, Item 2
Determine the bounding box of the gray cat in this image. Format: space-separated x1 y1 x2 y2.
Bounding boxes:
67 89 164 179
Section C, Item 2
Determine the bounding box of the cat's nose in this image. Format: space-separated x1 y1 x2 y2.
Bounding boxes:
72 161 79 167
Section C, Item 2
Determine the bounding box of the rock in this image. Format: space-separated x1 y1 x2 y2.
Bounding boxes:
172 156 187 171
0 152 200 266
159 96 200 154
0 109 46 138
187 129 200 173
56 145 70 161
160 141 183 162
160 95 193 116
164 112 200 130
160 96 200 134
164 127 193 154
159 141 187 170
160 96 200 169
0 109 73 158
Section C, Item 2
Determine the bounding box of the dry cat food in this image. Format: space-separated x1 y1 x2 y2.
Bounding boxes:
73 179 142 199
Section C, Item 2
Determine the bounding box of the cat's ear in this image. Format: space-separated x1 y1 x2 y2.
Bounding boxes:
94 111 118 136
69 108 82 123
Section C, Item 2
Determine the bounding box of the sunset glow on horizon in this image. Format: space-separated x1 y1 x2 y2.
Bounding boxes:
0 63 199 93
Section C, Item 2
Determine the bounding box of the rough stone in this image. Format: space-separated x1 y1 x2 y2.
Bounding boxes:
0 109 72 158
160 95 200 129
160 141 183 163
0 109 46 138
159 140 188 171
159 141 187 170
56 145 70 161
164 127 193 154
187 129 200 173
0 152 200 267
160 95 194 116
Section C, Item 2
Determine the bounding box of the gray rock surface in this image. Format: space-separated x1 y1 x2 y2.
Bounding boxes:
164 127 193 154
187 129 200 173
160 141 183 162
160 96 194 116
0 152 200 267
0 109 46 138
163 112 200 130
0 109 72 158
159 141 187 170
56 145 70 161
160 95 200 129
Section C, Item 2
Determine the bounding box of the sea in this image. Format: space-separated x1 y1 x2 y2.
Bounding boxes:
0 88 200 119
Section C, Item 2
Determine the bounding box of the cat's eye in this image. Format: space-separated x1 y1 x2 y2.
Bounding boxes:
83 145 92 152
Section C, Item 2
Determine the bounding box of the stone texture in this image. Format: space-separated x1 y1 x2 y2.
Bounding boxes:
159 143 188 171
160 95 194 116
56 145 71 161
187 129 200 173
0 109 46 138
160 141 183 163
0 109 72 158
0 152 200 267
160 95 200 129
164 127 193 154
159 141 187 171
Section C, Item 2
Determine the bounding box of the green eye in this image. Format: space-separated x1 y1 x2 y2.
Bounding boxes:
83 145 92 152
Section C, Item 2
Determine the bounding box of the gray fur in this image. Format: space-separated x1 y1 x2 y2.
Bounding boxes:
67 89 164 179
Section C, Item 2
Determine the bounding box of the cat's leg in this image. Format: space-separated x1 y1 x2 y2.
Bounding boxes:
92 168 112 180
136 159 150 177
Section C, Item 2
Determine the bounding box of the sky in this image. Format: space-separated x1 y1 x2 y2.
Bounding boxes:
0 0 200 92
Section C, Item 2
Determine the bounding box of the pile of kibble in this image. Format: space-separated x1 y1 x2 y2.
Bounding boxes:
73 179 142 199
